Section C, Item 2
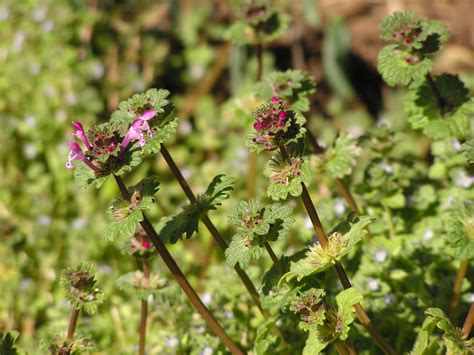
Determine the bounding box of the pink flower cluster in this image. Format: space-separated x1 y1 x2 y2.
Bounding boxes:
251 96 289 149
66 122 98 171
66 110 157 171
253 96 287 131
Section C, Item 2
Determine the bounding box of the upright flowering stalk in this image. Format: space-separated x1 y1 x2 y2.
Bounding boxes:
247 97 395 354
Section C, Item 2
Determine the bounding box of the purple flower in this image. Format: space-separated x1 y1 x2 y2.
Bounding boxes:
66 141 97 171
72 121 92 150
120 110 157 153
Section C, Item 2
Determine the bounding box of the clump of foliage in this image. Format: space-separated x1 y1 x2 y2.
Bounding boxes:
2 2 473 354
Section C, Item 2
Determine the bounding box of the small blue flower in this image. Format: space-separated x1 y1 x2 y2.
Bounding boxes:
201 292 212 306
423 229 433 241
200 345 214 355
165 335 179 349
372 249 388 263
367 277 379 291
332 199 346 216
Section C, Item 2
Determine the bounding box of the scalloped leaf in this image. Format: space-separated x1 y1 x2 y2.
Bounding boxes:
447 203 474 260
461 139 474 164
335 288 363 340
422 308 474 354
377 45 433 87
314 133 361 178
225 234 264 269
73 163 108 189
404 74 472 139
105 208 144 241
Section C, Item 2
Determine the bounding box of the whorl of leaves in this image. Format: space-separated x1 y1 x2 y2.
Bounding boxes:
60 262 104 314
288 288 362 354
225 199 294 268
264 150 312 201
283 214 373 282
105 176 160 241
378 12 449 86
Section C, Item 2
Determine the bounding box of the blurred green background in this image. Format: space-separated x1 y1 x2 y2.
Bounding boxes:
1 0 473 353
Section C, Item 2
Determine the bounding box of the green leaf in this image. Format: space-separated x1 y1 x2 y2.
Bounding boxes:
156 175 234 244
461 139 474 164
404 74 472 139
303 331 330 355
110 88 172 127
335 288 363 340
73 163 108 189
105 208 144 241
199 174 236 212
228 199 294 243
225 234 264 269
155 207 201 244
423 308 474 354
377 11 449 86
0 332 19 355
377 45 433 87
264 152 312 201
447 203 474 260
314 133 361 178
254 317 279 355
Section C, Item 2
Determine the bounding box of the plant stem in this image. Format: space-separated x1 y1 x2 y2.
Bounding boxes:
449 259 469 320
383 204 396 239
159 144 264 313
462 303 474 337
279 146 395 355
426 73 446 112
335 178 362 215
334 341 350 355
67 308 80 341
264 241 284 275
139 259 150 355
113 175 243 354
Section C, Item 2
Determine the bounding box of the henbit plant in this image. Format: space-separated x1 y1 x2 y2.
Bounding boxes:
243 95 395 354
41 263 104 354
66 89 244 354
377 12 473 348
53 9 472 355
